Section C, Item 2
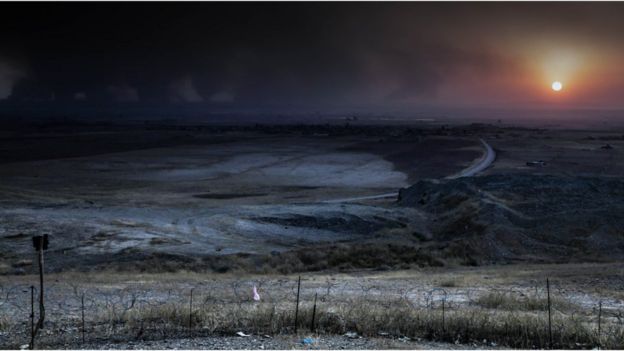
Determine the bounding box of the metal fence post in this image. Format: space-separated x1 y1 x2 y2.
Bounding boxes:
37 239 45 329
598 300 602 349
82 293 85 344
547 278 553 349
29 286 34 350
189 288 194 333
442 296 446 334
294 276 301 334
310 292 317 332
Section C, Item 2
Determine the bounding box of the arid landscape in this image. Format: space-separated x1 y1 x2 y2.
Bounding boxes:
2 122 624 349
5 2 624 349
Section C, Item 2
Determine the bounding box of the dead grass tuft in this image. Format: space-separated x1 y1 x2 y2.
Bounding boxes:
475 291 577 312
90 296 621 349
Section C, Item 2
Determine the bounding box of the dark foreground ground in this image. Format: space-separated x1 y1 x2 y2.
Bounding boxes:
71 334 488 350
1 264 623 349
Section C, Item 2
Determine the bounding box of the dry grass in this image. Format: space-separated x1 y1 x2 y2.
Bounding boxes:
102 243 446 274
474 291 577 312
4 263 624 349
89 296 622 349
0 315 8 333
437 277 461 288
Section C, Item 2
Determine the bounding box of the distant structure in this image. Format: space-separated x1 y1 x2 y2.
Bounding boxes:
526 160 547 167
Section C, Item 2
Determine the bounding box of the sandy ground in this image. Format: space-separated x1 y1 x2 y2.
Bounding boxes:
0 130 479 273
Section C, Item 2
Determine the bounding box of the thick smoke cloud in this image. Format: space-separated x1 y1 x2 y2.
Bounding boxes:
107 84 139 102
0 56 27 100
1 3 624 111
169 76 203 103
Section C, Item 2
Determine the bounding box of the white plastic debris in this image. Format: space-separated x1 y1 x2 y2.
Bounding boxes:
236 331 251 337
253 285 261 301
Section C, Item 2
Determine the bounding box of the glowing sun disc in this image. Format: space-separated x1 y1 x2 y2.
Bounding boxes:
551 81 563 91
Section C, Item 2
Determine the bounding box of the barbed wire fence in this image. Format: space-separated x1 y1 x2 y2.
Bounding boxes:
1 274 622 349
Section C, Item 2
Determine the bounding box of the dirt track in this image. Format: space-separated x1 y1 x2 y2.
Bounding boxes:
326 137 494 203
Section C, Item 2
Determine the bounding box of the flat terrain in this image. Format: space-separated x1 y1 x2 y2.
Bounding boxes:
484 128 624 177
3 122 624 349
0 124 480 273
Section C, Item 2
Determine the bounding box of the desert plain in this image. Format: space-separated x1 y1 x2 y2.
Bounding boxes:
2 121 624 349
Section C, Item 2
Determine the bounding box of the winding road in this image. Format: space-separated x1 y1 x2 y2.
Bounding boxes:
323 138 496 203
445 138 496 179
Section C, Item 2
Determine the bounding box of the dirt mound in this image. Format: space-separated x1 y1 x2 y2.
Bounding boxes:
398 174 624 263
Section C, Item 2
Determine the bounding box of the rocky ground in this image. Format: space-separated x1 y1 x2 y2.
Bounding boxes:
1 264 622 349
3 123 624 349
0 125 478 274
40 333 490 350
398 173 624 263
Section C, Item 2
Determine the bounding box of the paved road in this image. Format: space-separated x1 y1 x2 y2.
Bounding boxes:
324 138 496 204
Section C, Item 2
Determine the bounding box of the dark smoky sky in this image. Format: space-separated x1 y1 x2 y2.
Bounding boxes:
2 2 624 116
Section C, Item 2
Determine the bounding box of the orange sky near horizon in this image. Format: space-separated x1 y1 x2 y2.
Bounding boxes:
2 2 624 112
385 3 624 110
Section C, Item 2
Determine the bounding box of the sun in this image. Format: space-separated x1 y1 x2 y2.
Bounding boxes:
551 81 563 92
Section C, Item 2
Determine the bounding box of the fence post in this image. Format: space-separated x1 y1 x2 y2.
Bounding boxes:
430 288 447 336
81 293 85 344
442 296 446 334
294 276 301 334
310 293 317 332
29 286 34 350
547 278 553 349
598 300 602 349
30 237 47 349
189 288 194 333
37 240 45 328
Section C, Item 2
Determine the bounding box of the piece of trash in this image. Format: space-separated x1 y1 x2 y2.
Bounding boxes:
378 331 389 337
19 345 29 350
236 331 251 337
262 335 272 339
398 336 411 342
302 338 315 345
253 285 261 301
344 331 358 339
